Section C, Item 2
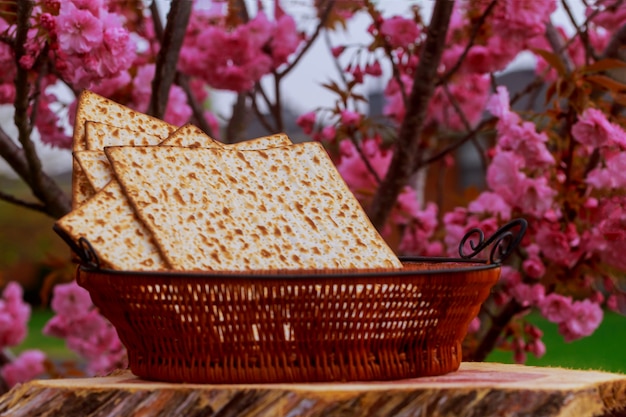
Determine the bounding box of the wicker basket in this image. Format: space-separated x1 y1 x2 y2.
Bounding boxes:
67 219 528 383
76 259 500 383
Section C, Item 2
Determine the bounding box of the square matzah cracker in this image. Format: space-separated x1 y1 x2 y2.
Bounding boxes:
57 180 169 271
106 143 401 271
73 151 112 192
57 132 295 270
85 121 163 150
71 91 177 208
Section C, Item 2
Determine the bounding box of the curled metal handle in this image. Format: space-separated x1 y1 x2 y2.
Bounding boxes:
459 218 528 264
53 224 101 269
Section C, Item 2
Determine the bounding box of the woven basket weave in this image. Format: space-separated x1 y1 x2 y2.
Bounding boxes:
77 259 501 383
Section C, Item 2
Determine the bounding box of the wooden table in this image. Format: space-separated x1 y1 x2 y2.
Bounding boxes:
1 362 625 416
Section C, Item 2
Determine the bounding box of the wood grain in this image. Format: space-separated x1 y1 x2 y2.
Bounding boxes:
1 363 625 417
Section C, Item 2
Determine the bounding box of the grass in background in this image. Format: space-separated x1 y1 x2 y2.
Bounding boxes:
487 310 626 373
15 309 76 360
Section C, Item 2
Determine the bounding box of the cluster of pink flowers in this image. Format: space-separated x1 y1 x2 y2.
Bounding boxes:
48 0 136 89
43 281 126 375
0 283 46 388
179 7 302 92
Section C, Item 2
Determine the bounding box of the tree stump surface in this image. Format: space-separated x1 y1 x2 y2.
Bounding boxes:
0 362 625 417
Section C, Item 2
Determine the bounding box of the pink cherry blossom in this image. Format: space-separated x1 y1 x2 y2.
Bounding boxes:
270 14 300 67
50 281 93 318
518 176 556 217
65 309 126 375
163 85 192 126
35 92 72 149
509 282 545 307
331 46 345 58
296 111 316 135
428 74 490 131
538 293 573 323
365 60 382 76
571 108 626 149
340 110 362 126
486 151 525 205
535 224 579 267
398 202 439 255
526 339 546 358
486 86 516 122
0 282 30 348
497 121 555 168
586 153 626 190
522 256 546 279
468 191 512 220
467 317 481 333
379 16 420 49
320 125 336 142
1 350 46 388
44 281 125 375
246 11 274 50
94 25 135 77
383 74 413 122
57 2 103 54
587 0 626 31
71 0 103 15
558 299 603 342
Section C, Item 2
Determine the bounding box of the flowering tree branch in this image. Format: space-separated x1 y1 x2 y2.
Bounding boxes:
148 0 192 119
278 0 335 79
368 0 455 230
545 20 575 73
469 299 526 362
438 0 498 86
11 0 69 218
603 23 626 59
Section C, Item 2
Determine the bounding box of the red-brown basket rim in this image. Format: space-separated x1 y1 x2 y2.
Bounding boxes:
77 256 501 280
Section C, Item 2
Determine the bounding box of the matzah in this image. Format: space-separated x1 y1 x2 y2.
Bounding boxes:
85 121 163 150
56 180 169 271
160 124 221 147
71 90 177 208
58 131 295 270
106 143 401 271
73 151 113 192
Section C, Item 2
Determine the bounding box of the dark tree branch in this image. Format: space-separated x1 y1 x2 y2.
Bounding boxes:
225 94 249 143
0 189 48 213
0 126 70 217
364 1 408 105
468 299 526 362
14 1 40 187
545 20 575 74
441 84 488 170
248 92 277 133
438 0 498 86
12 1 69 218
175 73 215 138
602 23 626 59
272 72 284 132
367 0 455 230
277 0 335 79
148 0 192 119
150 0 164 40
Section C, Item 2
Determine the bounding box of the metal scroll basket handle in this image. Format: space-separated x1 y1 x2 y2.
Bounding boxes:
458 218 528 265
56 218 528 270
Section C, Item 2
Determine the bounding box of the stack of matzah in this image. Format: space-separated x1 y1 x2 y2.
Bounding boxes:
56 91 402 271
